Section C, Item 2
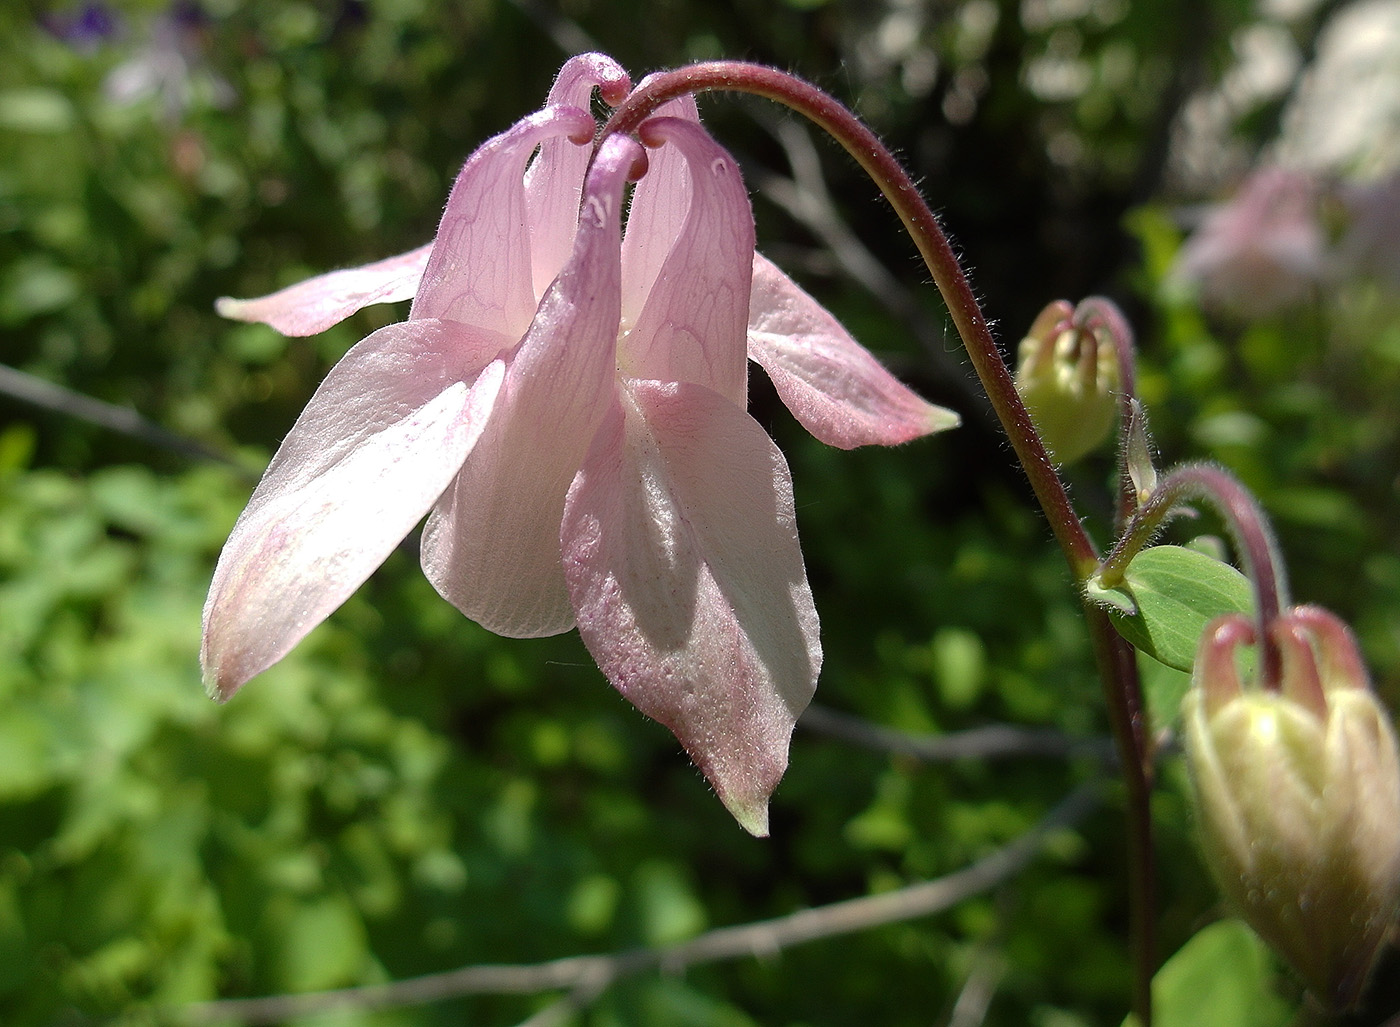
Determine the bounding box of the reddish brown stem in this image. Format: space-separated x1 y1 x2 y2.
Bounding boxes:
603 62 1156 1027
1097 462 1289 687
603 63 1099 577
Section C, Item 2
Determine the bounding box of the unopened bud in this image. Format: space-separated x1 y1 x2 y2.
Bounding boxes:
1183 608 1400 1010
1015 300 1120 464
1123 398 1158 504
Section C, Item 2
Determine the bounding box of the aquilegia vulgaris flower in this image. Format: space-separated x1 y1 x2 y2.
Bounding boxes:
206 53 957 834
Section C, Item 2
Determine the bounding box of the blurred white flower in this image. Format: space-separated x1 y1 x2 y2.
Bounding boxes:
103 3 233 120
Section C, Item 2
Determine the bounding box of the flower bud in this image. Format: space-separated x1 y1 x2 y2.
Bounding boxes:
1014 300 1119 464
1183 608 1400 1010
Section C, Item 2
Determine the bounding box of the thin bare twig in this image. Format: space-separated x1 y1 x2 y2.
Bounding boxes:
509 984 597 1027
0 363 240 469
800 704 1115 764
177 783 1100 1025
946 948 1004 1027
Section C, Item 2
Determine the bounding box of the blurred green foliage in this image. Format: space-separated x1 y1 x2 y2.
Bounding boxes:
1 0 1398 1025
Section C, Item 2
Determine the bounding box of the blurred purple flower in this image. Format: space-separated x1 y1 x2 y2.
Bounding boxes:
1339 170 1400 290
41 2 120 52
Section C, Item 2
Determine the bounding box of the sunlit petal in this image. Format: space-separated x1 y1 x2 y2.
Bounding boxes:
420 135 643 638
619 117 753 406
412 105 597 339
620 92 700 326
202 319 508 700
747 253 960 447
215 243 433 337
561 380 821 835
525 53 631 299
245 318 511 495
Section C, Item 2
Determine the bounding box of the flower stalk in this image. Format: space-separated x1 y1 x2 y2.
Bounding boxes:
1069 297 1143 529
1096 462 1290 688
603 63 1099 578
605 61 1156 1025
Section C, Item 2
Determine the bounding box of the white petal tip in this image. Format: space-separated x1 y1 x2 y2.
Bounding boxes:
925 405 961 434
202 665 238 704
214 296 246 320
724 795 771 837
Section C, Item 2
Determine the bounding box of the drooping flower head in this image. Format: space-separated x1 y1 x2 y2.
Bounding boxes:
208 54 958 834
1013 299 1120 465
1184 607 1400 1008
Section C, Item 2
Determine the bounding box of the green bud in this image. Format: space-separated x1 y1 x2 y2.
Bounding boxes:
1014 300 1120 464
1123 398 1158 504
1183 608 1400 1010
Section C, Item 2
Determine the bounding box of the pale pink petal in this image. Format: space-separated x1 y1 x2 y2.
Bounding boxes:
620 92 700 325
1171 168 1327 317
246 318 512 494
419 135 643 638
618 117 753 407
202 318 509 700
561 380 821 836
524 54 631 299
544 52 632 108
747 253 960 448
411 106 596 339
215 243 433 337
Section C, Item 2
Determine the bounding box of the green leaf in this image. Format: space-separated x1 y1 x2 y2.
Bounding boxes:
1137 658 1192 736
1101 546 1253 672
634 860 707 946
932 626 987 710
275 895 368 993
1122 920 1290 1027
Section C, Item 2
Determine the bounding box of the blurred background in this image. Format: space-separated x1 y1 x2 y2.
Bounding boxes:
2 0 1399 1024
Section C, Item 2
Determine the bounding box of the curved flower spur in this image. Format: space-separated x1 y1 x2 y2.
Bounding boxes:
207 54 958 834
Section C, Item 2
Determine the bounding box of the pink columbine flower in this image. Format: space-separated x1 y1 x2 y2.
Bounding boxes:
1171 167 1327 317
206 54 958 835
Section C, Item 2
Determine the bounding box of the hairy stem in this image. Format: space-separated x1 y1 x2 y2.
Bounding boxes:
1070 297 1142 530
604 64 1098 575
603 62 1156 1026
1097 462 1290 687
1086 603 1155 1020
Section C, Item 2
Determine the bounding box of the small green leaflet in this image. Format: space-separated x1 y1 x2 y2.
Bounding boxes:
1121 919 1290 1027
1091 545 1254 672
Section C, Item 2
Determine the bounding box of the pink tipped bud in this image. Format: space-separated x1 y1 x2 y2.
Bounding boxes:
1183 609 1400 1010
1014 300 1119 464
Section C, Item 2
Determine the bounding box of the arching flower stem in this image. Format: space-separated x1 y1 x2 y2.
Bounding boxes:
603 61 1155 1025
1070 297 1143 530
1097 462 1291 689
603 63 1097 577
